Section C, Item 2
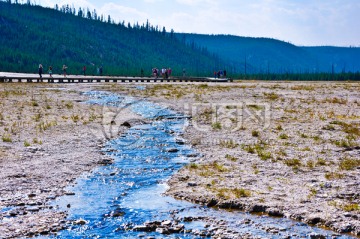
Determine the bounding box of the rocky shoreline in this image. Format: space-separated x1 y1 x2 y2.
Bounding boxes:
0 81 359 238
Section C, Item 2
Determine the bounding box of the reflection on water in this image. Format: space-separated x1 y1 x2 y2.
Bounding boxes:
41 91 356 239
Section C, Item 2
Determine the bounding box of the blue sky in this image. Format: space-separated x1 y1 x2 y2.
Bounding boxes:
40 0 360 46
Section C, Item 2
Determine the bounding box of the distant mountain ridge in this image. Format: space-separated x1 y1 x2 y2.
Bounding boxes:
0 1 359 77
176 34 360 74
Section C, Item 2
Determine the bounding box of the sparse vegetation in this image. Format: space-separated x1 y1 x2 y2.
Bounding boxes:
212 122 222 130
342 203 360 212
279 133 289 139
2 134 12 142
325 172 344 180
24 140 31 147
264 92 280 100
215 187 251 199
284 158 301 167
225 154 237 162
339 158 360 170
219 139 238 148
252 130 259 137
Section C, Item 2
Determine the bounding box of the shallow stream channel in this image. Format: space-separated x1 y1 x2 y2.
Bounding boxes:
42 91 356 239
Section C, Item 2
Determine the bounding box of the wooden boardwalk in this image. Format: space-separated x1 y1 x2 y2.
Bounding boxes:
0 74 232 83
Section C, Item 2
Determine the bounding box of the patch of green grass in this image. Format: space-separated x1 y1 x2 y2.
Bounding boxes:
342 203 360 212
198 84 208 89
339 158 360 170
325 172 344 180
188 163 199 170
264 92 280 100
290 85 315 91
38 121 57 132
24 140 31 147
215 188 251 199
307 160 314 168
219 139 238 148
252 130 260 137
324 97 348 104
196 107 213 123
243 142 272 160
275 125 283 131
308 187 317 198
32 138 43 145
247 104 263 110
31 100 39 107
243 145 255 154
65 101 74 109
257 150 272 161
212 122 222 130
284 158 301 167
71 114 80 123
225 154 237 162
279 133 289 139
232 188 251 198
316 158 327 166
312 135 321 141
2 134 12 142
333 138 356 148
252 164 259 174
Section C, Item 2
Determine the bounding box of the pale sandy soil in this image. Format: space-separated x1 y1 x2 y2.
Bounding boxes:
0 83 142 238
118 81 360 237
0 80 359 238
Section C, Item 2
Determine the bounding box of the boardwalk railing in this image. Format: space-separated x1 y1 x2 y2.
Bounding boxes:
0 76 232 83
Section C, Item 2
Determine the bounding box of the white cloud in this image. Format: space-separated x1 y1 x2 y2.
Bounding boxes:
99 3 148 23
36 0 360 46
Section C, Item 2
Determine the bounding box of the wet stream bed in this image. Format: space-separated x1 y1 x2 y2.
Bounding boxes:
37 91 356 239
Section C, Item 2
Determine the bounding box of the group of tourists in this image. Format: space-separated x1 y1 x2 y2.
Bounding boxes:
214 69 227 78
38 64 53 78
38 64 103 78
152 67 172 79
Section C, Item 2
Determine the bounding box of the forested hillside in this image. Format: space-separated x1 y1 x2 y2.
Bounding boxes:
0 1 222 76
177 34 360 74
1 1 359 79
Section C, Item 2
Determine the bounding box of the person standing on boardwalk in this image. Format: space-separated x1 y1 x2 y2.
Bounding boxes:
99 66 103 76
83 65 86 76
48 66 53 77
62 65 67 77
168 68 172 78
38 64 43 79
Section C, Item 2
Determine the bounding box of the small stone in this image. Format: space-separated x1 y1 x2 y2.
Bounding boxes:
73 219 87 225
155 227 170 234
305 214 322 224
166 148 179 153
161 220 172 226
308 232 326 239
28 193 36 198
187 182 197 187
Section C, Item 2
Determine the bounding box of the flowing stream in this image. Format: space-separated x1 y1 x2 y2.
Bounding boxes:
41 91 356 239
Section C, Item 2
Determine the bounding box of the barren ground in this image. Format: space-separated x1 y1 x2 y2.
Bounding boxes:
0 80 359 238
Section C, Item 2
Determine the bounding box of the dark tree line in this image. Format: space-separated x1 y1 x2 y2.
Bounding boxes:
0 0 225 76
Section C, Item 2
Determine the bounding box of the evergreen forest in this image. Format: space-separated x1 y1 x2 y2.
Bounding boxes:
0 1 221 77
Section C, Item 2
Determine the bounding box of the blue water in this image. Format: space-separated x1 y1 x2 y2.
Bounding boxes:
38 91 356 239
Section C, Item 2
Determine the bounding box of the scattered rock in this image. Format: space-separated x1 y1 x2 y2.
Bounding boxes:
165 148 179 153
187 182 197 187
